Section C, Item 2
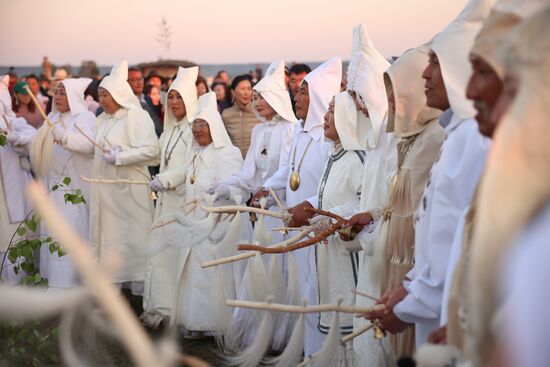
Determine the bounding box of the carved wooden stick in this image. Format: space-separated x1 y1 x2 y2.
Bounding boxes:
352 289 380 302
74 123 107 152
26 181 159 367
24 85 53 127
2 114 12 132
200 229 311 268
268 187 285 210
225 299 385 315
340 322 375 344
80 176 149 185
201 205 288 219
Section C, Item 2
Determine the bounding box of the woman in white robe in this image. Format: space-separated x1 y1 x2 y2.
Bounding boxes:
0 75 34 284
88 61 160 287
27 78 96 289
142 66 198 326
174 92 244 336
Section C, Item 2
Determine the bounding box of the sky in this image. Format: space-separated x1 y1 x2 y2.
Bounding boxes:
1 0 468 66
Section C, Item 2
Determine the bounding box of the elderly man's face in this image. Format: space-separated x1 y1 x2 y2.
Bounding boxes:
422 51 450 111
128 70 144 96
489 71 519 128
466 54 504 138
294 82 310 121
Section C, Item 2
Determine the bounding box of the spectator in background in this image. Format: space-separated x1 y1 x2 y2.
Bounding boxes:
215 70 230 85
284 66 290 90
221 74 260 158
145 70 166 102
249 70 259 84
39 74 51 98
128 67 163 137
8 71 18 94
211 81 231 113
41 56 52 80
12 81 43 128
84 79 101 114
144 84 164 121
288 63 311 115
25 74 48 110
195 75 209 97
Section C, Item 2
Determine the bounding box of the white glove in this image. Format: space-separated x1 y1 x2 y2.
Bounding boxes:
206 182 219 195
102 146 122 165
6 132 20 146
52 124 65 142
149 176 166 192
214 183 232 201
309 215 333 237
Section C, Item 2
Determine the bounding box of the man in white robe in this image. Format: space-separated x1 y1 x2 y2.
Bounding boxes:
262 57 341 356
366 0 492 348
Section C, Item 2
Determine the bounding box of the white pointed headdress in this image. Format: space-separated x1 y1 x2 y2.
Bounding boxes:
193 92 233 148
52 78 92 116
165 66 199 126
253 60 297 124
99 60 141 110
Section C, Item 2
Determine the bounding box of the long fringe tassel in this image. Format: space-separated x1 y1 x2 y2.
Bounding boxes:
225 306 275 367
369 218 390 288
300 305 341 367
29 125 54 177
272 252 300 350
317 242 329 305
264 299 307 367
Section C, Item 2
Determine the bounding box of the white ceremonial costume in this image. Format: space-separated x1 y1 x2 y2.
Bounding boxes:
393 0 492 347
143 66 198 319
344 24 397 366
316 92 365 340
32 78 96 289
263 57 341 356
89 61 160 284
0 75 34 284
174 92 244 334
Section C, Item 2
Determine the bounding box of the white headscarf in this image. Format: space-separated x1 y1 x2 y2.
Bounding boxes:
253 60 297 124
0 75 15 118
52 78 92 116
431 0 492 120
302 57 342 139
165 66 199 127
385 45 442 138
193 92 232 148
99 60 141 110
333 91 363 150
346 24 390 148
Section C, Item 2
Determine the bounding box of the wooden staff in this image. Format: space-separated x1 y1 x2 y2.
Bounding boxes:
200 228 311 268
2 114 12 132
352 289 380 303
80 176 149 185
26 181 159 367
268 187 285 210
201 205 289 219
74 123 107 153
340 322 375 344
225 299 385 315
24 85 53 127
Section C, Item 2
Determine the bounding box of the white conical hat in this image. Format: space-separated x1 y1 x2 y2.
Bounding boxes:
385 45 442 138
193 92 232 148
253 60 297 124
99 60 141 110
166 66 199 126
431 0 492 120
52 78 92 116
333 91 363 150
0 75 15 118
302 57 342 138
346 24 390 148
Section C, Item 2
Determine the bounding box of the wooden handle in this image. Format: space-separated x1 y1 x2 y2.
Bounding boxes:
225 299 385 314
24 85 53 127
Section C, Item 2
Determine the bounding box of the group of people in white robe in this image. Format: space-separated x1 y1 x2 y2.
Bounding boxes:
1 0 550 365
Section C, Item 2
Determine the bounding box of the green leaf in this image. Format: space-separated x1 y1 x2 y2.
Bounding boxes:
0 134 7 146
48 242 56 254
7 250 18 263
51 184 59 191
16 227 26 237
75 188 82 195
26 219 37 232
21 246 32 259
33 272 42 284
63 176 71 185
21 262 33 272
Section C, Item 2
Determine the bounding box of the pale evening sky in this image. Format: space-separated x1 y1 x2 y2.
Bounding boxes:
1 0 468 66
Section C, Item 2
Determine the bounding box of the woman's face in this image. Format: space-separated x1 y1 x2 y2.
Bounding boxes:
98 87 121 115
213 84 226 101
16 92 31 106
54 83 70 113
148 86 161 106
323 97 339 143
253 91 276 120
167 90 186 121
192 118 213 146
197 82 208 97
233 80 252 107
